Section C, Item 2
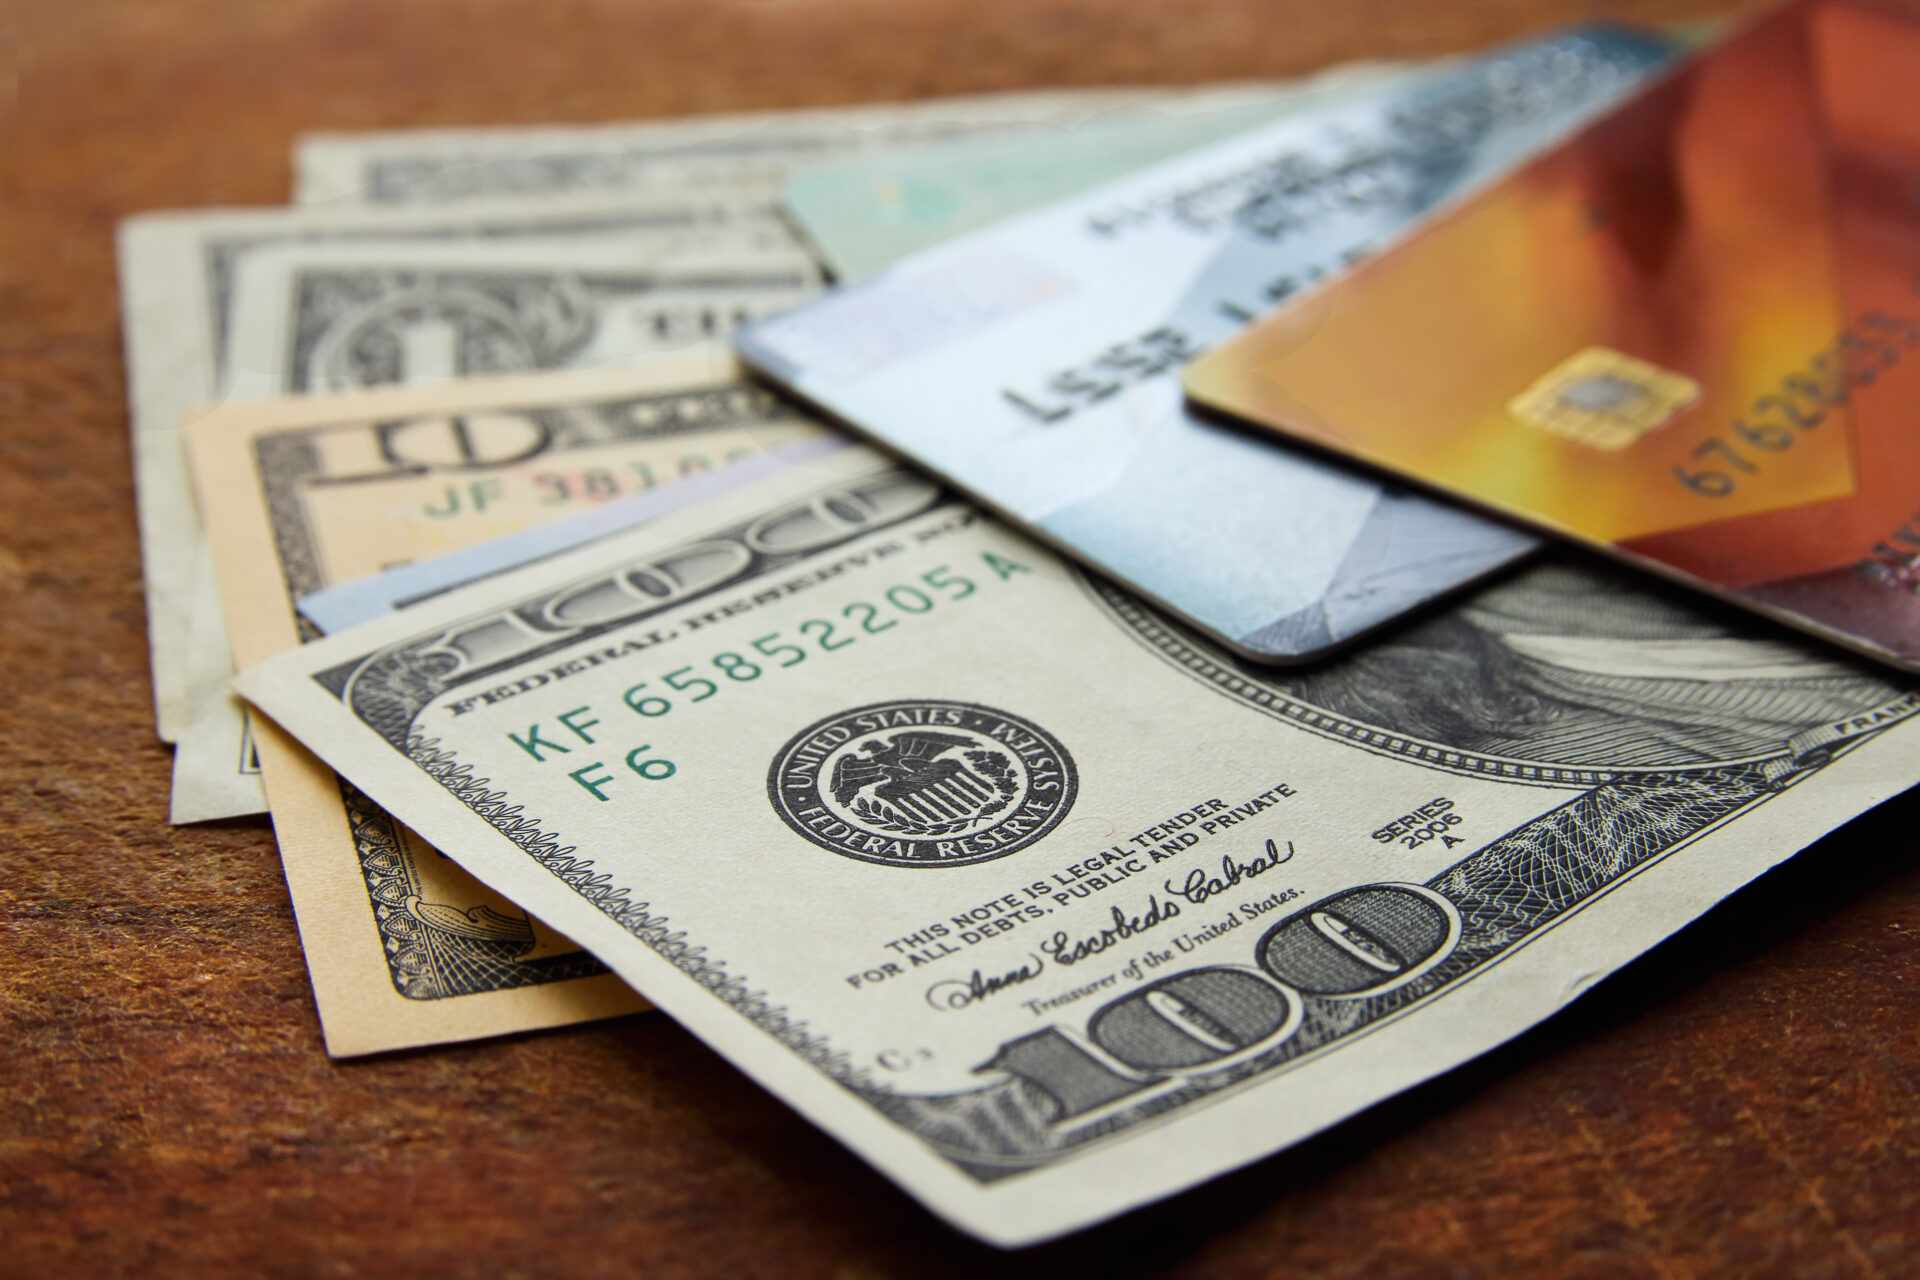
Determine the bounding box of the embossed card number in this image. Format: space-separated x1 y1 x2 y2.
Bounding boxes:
1671 307 1920 499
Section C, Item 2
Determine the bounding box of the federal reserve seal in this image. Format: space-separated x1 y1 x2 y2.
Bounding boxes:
768 700 1077 868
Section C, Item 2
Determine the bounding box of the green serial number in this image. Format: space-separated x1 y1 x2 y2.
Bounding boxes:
620 555 1024 717
510 551 1033 801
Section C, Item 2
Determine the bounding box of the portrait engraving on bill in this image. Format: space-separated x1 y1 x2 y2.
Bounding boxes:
1099 559 1908 780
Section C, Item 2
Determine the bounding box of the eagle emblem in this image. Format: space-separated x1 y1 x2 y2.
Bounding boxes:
768 700 1078 868
830 731 1017 833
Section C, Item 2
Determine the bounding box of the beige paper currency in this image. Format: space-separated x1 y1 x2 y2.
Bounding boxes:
232 430 1920 1242
188 356 832 1053
291 87 1262 206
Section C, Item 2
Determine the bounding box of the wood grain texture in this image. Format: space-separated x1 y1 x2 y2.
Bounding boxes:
3 1 1918 1275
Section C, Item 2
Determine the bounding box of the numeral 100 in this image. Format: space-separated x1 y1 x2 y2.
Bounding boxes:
978 883 1460 1126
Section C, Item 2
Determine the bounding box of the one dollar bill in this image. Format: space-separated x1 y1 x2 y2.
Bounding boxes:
187 357 835 1054
232 409 1920 1241
152 220 818 824
117 188 792 747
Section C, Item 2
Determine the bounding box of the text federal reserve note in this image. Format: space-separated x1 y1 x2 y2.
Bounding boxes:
187 358 835 1053
235 446 1918 1242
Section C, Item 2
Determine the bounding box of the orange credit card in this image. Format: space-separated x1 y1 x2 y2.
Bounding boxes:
1183 0 1920 671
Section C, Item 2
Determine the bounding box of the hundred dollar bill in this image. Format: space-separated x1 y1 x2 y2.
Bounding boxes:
184 357 842 1053
152 228 817 824
291 87 1277 207
737 27 1674 668
233 439 1919 1243
783 62 1416 280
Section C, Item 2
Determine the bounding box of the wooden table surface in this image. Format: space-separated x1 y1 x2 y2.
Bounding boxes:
6 1 1919 1275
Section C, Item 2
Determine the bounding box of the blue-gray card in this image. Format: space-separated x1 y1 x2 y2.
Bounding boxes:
737 26 1674 662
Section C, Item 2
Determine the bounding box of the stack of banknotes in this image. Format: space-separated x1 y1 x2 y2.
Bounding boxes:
115 12 1920 1247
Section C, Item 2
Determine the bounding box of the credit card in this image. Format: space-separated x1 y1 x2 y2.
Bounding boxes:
738 27 1673 662
1184 0 1920 672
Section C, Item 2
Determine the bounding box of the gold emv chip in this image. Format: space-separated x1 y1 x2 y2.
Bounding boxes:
1506 347 1701 450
